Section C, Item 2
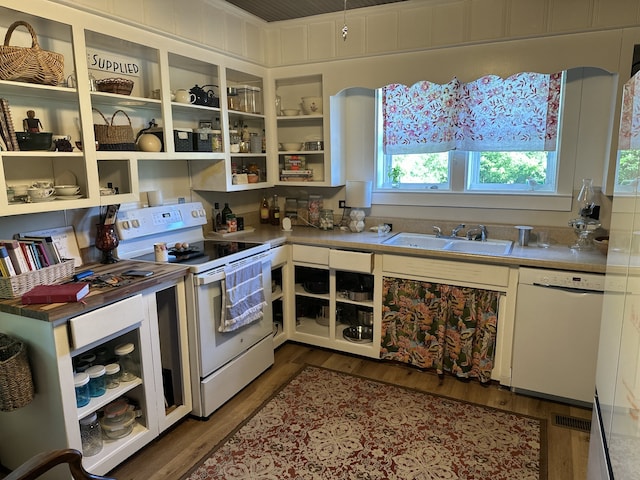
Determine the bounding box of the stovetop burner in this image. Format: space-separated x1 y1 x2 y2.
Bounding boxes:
130 239 267 271
116 202 269 273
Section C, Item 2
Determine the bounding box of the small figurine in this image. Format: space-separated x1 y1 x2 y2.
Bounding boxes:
24 110 42 133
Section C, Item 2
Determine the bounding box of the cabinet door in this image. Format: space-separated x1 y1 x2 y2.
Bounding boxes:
271 245 289 348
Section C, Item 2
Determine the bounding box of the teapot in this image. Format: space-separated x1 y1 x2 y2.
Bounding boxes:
189 84 219 107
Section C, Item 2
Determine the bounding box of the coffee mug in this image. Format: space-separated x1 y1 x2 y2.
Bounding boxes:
154 242 168 262
27 186 55 199
174 89 195 104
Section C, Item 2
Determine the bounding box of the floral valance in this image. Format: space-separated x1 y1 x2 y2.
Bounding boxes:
382 72 563 154
618 72 640 150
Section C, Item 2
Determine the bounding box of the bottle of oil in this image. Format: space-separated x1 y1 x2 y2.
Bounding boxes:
270 195 280 226
221 203 233 227
260 197 270 224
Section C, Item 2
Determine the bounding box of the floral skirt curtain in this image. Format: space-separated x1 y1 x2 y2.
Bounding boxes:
380 277 500 383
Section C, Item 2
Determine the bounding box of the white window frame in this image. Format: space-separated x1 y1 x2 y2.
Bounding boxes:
373 85 574 212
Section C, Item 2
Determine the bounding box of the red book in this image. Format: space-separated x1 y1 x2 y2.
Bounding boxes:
21 283 89 304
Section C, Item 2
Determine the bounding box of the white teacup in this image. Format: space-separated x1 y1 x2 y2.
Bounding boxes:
33 180 53 188
10 184 30 197
174 89 195 104
54 185 81 196
27 186 55 199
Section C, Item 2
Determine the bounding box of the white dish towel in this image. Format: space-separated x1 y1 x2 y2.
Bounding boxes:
219 257 267 332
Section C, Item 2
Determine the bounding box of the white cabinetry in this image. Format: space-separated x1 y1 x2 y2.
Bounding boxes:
0 7 99 215
0 279 191 476
0 0 271 217
290 245 380 358
270 244 290 348
272 74 344 186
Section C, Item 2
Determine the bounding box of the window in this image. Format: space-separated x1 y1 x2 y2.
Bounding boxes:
376 72 564 194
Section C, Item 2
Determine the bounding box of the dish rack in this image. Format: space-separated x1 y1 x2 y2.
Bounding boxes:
0 259 75 299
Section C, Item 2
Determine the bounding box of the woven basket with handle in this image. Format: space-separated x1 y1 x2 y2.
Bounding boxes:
93 108 136 151
0 20 64 86
0 333 34 412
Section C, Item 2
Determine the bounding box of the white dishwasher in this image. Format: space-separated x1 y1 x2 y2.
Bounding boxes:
511 267 604 406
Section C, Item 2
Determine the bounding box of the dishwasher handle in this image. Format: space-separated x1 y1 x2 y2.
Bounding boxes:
532 282 603 294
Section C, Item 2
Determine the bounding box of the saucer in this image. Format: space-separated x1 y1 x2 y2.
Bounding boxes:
282 218 292 231
56 194 82 200
30 195 57 202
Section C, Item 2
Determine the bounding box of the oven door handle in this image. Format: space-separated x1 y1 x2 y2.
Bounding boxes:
195 267 226 286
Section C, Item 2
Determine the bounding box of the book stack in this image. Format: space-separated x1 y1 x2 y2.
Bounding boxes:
280 155 313 181
280 169 314 181
0 237 64 277
0 98 19 151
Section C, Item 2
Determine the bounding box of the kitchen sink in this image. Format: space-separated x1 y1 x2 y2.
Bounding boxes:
381 233 452 250
382 232 513 256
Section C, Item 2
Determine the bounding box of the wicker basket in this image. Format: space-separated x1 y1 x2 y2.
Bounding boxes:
95 77 134 95
0 333 34 411
0 21 64 86
0 259 74 299
93 108 135 151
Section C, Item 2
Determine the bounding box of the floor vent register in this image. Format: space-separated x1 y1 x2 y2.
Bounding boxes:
553 413 592 433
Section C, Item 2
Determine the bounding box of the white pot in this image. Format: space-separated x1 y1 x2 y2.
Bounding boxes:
301 96 322 115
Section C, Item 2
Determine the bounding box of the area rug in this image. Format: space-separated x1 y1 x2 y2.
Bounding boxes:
183 366 546 480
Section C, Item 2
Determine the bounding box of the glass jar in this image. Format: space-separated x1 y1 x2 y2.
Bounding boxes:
79 412 103 457
86 365 106 398
237 85 262 114
319 209 334 230
212 129 222 152
105 363 121 389
78 353 96 366
114 343 137 382
74 372 90 407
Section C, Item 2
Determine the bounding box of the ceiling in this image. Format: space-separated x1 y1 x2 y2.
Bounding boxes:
224 0 409 23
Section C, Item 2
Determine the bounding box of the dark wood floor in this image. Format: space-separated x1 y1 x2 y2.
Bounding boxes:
105 342 591 480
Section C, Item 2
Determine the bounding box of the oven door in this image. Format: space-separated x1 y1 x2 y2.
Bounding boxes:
193 252 272 378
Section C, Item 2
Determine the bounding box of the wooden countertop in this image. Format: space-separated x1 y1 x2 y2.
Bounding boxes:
0 260 190 325
210 225 607 274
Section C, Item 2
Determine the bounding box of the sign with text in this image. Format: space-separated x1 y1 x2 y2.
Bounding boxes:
87 49 140 77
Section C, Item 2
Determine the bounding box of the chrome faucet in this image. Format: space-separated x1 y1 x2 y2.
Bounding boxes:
451 224 466 237
467 225 488 241
433 224 466 239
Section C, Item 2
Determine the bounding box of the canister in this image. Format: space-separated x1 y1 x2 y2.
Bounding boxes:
212 130 222 152
79 412 103 457
74 372 90 407
237 85 262 114
86 364 106 397
105 363 121 389
115 342 137 382
319 209 334 230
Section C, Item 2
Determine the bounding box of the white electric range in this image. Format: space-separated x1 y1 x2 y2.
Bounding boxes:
116 202 274 418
